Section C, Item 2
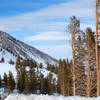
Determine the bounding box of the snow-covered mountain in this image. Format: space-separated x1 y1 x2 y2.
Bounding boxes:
0 31 58 65
0 30 58 77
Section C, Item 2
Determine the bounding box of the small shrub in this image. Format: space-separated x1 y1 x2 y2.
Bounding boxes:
0 57 4 63
9 59 15 65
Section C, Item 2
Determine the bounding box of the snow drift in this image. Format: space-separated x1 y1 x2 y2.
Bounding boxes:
4 94 100 100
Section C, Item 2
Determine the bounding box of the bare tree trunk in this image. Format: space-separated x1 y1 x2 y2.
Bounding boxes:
87 34 91 97
72 34 76 96
96 0 100 96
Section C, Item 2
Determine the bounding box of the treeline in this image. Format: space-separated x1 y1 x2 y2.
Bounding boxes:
0 57 72 95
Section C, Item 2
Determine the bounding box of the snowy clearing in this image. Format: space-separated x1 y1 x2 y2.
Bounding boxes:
4 94 100 100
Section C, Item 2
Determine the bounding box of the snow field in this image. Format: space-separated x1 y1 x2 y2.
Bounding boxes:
4 94 100 100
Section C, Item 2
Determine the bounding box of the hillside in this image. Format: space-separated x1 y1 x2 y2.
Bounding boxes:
0 31 58 77
0 31 58 65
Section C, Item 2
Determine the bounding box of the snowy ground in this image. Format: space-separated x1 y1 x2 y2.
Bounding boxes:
4 94 100 100
0 47 57 80
0 63 16 78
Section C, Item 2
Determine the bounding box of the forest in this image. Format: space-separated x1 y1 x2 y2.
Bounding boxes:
0 56 72 96
0 16 98 97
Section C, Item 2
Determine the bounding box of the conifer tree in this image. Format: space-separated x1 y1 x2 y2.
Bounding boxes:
29 65 37 93
17 67 25 93
43 77 49 94
24 72 30 94
85 27 96 97
7 71 15 93
0 75 1 88
16 56 21 72
58 59 72 96
68 16 87 96
39 73 44 94
68 16 80 96
3 73 8 88
47 72 54 95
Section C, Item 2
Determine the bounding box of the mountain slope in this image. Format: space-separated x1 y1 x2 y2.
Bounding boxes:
0 30 58 79
0 31 58 65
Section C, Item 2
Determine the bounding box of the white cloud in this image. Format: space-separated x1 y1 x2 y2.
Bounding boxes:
0 0 95 32
0 0 95 59
24 31 71 41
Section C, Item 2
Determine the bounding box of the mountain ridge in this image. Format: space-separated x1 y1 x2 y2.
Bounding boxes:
0 30 58 65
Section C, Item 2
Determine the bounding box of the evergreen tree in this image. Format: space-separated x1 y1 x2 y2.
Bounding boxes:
39 73 44 94
7 71 15 93
3 73 8 88
42 77 49 94
17 67 25 93
24 72 30 94
47 72 54 95
16 56 21 72
68 16 80 96
29 65 37 93
58 59 73 96
85 27 96 97
0 75 1 88
68 16 87 96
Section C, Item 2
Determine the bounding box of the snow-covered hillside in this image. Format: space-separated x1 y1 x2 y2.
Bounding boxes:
4 94 100 100
0 31 58 65
0 47 16 77
0 47 57 79
0 31 58 79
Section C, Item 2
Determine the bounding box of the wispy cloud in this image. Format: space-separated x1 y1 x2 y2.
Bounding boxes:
0 0 95 33
0 0 95 59
24 31 71 41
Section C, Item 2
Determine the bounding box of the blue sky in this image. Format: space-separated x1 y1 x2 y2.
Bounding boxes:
0 0 95 59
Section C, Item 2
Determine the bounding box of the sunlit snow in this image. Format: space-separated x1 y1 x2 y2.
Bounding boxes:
4 94 100 100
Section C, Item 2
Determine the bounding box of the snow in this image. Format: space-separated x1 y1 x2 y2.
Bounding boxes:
0 47 16 63
0 47 17 78
0 46 57 80
0 63 16 78
4 94 100 100
35 68 57 81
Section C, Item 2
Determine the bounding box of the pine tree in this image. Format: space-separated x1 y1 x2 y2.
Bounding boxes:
43 77 49 94
7 71 15 93
65 59 73 96
3 73 8 88
48 72 54 95
68 16 80 96
17 67 25 93
58 59 73 96
68 16 87 96
24 72 30 94
85 27 96 97
16 56 21 72
0 75 1 88
38 73 44 94
29 65 37 93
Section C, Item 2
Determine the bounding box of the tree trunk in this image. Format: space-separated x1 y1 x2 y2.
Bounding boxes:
96 0 100 96
72 33 76 96
87 33 91 97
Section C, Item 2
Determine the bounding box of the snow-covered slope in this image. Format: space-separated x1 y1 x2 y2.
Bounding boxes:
0 31 58 65
4 94 100 100
0 47 16 77
0 31 58 78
